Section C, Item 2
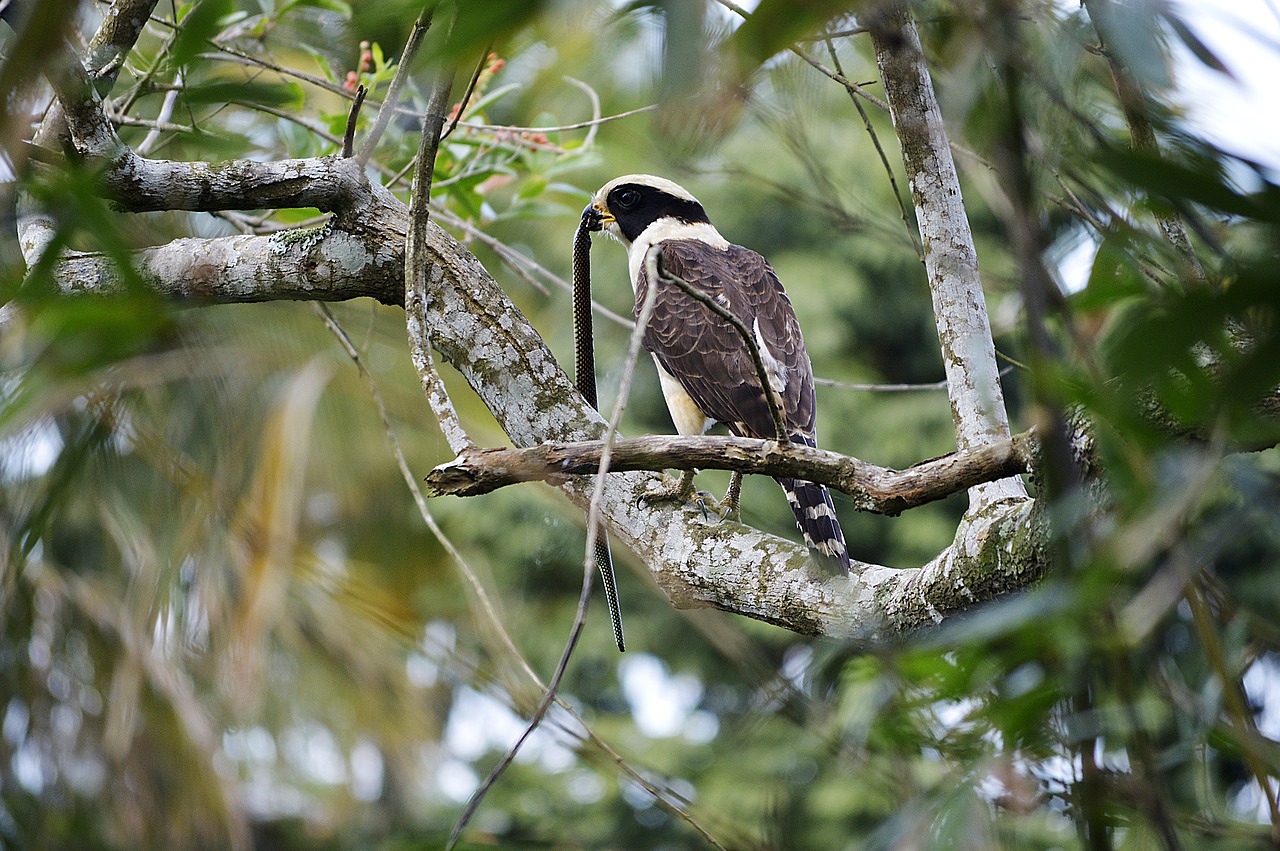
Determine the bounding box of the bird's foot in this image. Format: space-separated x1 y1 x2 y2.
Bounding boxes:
641 470 698 507
716 472 743 523
641 471 741 524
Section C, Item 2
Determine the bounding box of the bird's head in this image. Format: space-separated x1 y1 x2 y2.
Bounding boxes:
582 174 712 248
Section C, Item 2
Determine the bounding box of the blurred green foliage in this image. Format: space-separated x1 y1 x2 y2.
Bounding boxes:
3 0 1280 849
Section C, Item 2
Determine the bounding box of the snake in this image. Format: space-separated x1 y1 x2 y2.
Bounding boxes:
573 211 625 653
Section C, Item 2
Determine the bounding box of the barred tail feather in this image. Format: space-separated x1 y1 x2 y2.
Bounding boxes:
776 434 850 572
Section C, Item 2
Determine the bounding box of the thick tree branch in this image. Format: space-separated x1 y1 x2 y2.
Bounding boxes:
104 152 377 218
51 223 407 306
423 432 1035 513
37 166 1045 642
33 189 1051 641
871 8 1027 508
42 47 378 221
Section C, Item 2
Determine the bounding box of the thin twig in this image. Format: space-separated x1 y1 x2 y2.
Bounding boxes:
562 76 602 149
341 84 366 158
712 0 891 111
109 112 196 135
440 45 488 142
357 9 432 165
583 255 692 792
814 377 943 393
791 45 890 111
455 103 657 134
391 29 696 834
814 365 1013 391
230 99 346 148
210 42 651 142
313 304 555 750
136 73 181 155
1186 583 1280 835
801 26 868 39
1082 0 1207 285
446 240 666 851
823 35 921 259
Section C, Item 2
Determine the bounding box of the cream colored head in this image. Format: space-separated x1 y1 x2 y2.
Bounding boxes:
586 174 710 246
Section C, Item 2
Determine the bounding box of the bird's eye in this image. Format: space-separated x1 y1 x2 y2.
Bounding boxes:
616 189 640 209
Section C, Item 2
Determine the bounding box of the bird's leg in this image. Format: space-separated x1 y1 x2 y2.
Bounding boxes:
642 470 741 523
717 471 743 522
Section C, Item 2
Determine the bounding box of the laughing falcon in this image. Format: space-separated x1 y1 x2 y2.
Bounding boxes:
583 174 850 571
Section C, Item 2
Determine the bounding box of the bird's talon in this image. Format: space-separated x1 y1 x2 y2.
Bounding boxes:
641 482 677 505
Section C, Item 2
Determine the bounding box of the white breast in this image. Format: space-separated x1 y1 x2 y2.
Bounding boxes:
653 359 712 436
626 219 730 292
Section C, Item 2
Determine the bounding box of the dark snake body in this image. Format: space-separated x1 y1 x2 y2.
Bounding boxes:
573 218 625 653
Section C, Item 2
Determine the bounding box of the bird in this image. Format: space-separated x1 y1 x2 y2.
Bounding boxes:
581 174 850 572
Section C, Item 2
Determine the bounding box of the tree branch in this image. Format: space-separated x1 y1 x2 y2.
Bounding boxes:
871 8 1027 508
406 67 471 452
101 152 378 219
36 155 1046 642
50 222 407 306
42 47 379 221
17 0 162 263
423 431 1034 513
395 206 1051 641
357 8 433 165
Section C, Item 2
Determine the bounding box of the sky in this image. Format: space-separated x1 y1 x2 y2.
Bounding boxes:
1049 0 1280 291
1173 0 1280 171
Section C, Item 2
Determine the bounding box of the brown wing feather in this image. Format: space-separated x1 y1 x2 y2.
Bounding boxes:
637 239 816 441
637 237 849 572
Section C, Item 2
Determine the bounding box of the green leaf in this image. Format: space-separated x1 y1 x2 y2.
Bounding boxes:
279 0 352 17
1072 233 1147 311
303 46 337 83
1098 145 1280 223
171 0 234 69
182 80 305 110
460 83 521 120
726 0 853 69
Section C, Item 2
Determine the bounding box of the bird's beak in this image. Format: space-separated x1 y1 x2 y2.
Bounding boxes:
581 202 613 233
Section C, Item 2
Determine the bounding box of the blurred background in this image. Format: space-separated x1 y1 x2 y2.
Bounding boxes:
3 0 1280 848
